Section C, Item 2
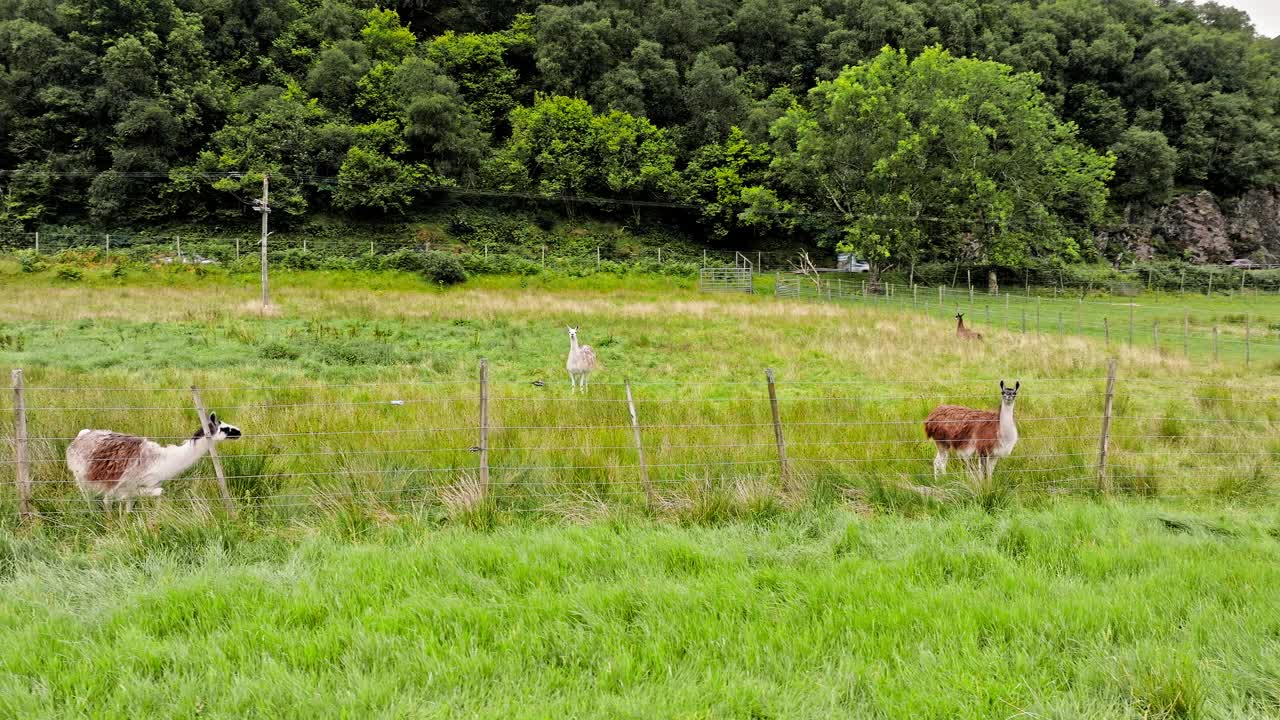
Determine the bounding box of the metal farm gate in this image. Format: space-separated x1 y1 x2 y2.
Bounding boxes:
699 252 754 294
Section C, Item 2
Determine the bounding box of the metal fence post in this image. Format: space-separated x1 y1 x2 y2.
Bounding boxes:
765 369 791 493
11 369 33 521
625 380 657 512
1097 358 1117 493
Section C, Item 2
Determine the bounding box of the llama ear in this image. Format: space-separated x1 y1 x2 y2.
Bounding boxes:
1000 380 1005 391
207 412 218 427
1014 381 1020 392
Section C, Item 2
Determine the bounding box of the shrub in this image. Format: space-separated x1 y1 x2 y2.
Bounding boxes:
276 248 321 270
378 248 427 273
421 251 467 285
15 250 45 273
54 265 82 281
258 340 301 360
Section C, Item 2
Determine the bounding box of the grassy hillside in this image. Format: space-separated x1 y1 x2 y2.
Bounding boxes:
1 267 1278 718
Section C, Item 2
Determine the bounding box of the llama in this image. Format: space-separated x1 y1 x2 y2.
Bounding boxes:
955 313 983 341
65 413 242 512
924 381 1019 482
566 326 599 393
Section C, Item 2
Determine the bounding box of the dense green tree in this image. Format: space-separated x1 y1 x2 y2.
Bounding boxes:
764 47 1114 271
1 0 1278 265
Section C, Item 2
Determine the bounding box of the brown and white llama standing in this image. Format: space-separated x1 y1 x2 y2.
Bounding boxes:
66 413 242 512
924 381 1019 481
955 313 983 341
566 326 600 393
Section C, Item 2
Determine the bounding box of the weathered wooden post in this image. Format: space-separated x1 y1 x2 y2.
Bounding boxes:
625 380 657 512
1097 358 1117 493
478 359 489 496
11 369 33 521
190 386 235 512
1213 325 1219 362
765 369 791 493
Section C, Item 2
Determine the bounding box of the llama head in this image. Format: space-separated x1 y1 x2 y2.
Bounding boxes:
955 313 964 321
193 412 242 442
999 381 1020 406
567 326 578 341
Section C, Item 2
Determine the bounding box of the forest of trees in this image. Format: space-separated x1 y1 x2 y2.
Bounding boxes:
1 0 1277 266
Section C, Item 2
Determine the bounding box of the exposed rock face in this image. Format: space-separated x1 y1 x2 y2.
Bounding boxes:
1152 191 1233 262
1224 188 1280 262
1100 188 1280 263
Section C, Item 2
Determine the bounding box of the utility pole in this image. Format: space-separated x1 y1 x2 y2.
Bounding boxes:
255 173 271 307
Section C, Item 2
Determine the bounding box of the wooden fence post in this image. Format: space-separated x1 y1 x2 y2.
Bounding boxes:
938 284 943 311
1104 316 1110 346
34 231 39 253
1036 296 1041 335
478 359 489 496
11 369 33 521
625 381 657 512
1212 325 1219 362
1245 317 1251 368
190 385 235 512
1128 303 1135 347
765 369 791 493
1097 358 1117 493
1021 307 1027 334
1058 312 1063 335
1153 321 1159 354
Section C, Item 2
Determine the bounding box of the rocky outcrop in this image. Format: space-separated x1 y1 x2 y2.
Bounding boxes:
1223 188 1280 261
1099 187 1280 263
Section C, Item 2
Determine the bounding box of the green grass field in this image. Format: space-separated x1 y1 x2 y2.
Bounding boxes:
1 262 1278 718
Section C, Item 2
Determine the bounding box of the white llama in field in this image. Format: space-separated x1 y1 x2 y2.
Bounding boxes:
65 413 242 512
566 326 600 393
923 381 1019 482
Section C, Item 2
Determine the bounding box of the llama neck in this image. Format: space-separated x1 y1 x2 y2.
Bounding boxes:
999 403 1016 433
569 336 579 352
152 437 213 480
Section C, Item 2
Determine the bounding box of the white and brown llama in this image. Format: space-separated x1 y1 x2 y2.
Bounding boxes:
66 413 242 512
924 381 1018 482
955 313 983 341
566 326 600 393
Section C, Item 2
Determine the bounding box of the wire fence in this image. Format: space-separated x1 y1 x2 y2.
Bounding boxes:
3 364 1277 522
775 275 1279 367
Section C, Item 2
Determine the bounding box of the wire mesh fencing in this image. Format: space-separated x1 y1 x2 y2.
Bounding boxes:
775 275 1279 368
3 364 1277 523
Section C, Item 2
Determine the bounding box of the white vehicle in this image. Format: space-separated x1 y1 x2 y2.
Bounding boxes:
837 253 870 272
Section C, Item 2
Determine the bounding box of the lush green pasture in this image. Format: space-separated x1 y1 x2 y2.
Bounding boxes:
0 264 1277 525
2 504 1280 719
1 265 1279 718
777 275 1280 367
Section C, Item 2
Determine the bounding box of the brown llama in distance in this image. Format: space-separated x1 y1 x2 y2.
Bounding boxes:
924 381 1019 481
955 313 983 341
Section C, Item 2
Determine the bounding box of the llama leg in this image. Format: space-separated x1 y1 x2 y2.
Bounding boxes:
124 497 135 514
985 457 997 482
582 371 590 394
933 450 948 479
569 371 576 393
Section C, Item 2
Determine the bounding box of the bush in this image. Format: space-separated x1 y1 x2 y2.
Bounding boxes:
54 265 83 281
258 340 301 361
378 248 427 273
15 250 45 273
276 248 321 270
421 251 467 285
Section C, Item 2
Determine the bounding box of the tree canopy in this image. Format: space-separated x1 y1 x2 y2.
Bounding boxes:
1 0 1277 265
